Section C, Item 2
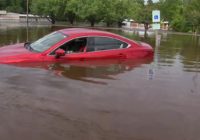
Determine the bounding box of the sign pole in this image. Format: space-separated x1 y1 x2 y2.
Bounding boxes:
148 10 161 80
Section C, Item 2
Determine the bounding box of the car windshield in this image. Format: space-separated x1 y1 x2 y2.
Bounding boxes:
30 32 67 52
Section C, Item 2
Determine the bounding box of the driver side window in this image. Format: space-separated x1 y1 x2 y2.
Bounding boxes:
51 37 87 55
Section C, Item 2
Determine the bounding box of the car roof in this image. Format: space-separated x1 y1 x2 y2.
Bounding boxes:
59 28 117 36
58 28 137 45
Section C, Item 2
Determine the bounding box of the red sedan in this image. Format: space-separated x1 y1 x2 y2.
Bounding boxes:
0 28 153 64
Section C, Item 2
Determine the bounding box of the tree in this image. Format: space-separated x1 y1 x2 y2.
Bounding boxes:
137 0 153 29
160 0 183 22
185 0 200 33
79 0 102 27
0 0 7 9
31 0 62 24
2 0 27 13
56 0 68 21
65 0 82 25
114 0 134 27
147 0 153 5
100 0 116 27
158 0 190 32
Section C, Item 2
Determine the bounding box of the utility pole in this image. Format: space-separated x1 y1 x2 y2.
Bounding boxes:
26 0 29 42
26 0 29 25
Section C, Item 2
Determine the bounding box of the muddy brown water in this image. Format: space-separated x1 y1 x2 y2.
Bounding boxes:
0 25 200 140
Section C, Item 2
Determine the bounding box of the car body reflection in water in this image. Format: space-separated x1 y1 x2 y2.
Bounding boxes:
12 56 153 84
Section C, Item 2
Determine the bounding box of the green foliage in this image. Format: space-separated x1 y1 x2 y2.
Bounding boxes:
113 0 136 26
31 0 58 16
31 0 67 24
80 0 100 26
101 0 144 27
0 0 27 13
137 0 153 23
100 0 116 26
160 0 183 21
114 0 131 26
158 0 200 33
40 0 141 26
65 0 81 24
160 0 186 31
185 0 200 33
0 0 7 9
147 0 153 5
171 15 188 32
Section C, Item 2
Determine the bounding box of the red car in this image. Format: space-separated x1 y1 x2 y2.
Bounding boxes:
0 28 153 64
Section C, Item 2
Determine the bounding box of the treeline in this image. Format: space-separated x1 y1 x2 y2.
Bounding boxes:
30 0 145 27
0 0 27 13
0 0 200 33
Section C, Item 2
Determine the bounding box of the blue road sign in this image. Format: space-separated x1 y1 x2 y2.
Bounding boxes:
152 10 160 23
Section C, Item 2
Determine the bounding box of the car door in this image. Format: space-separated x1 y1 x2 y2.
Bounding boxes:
46 37 89 61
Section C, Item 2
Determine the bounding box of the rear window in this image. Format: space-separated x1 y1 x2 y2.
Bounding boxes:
87 37 128 52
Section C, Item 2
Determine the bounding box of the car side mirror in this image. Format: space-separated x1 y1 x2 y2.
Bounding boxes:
55 49 65 58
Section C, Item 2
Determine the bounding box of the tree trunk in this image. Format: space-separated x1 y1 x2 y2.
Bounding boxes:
117 21 122 28
197 26 200 34
51 17 55 24
106 22 110 27
144 23 149 35
90 20 95 27
69 18 74 25
50 13 56 24
67 12 76 25
46 17 55 24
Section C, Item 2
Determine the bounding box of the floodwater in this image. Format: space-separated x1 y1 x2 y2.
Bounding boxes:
0 25 200 140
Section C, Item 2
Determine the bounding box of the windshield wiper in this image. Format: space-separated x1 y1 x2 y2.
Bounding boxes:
24 42 31 49
24 42 39 52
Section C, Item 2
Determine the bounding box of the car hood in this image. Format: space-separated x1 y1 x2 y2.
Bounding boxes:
0 43 40 64
0 43 31 57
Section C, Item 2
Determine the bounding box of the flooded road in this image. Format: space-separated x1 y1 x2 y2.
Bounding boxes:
0 25 200 140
